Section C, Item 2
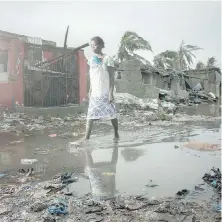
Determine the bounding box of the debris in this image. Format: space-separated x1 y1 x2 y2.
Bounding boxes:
48 198 68 215
202 168 221 192
176 189 189 196
212 201 222 212
193 83 202 92
54 172 78 185
44 183 66 193
34 150 49 155
0 173 6 178
9 140 23 144
21 159 38 164
184 141 221 151
43 216 56 222
208 92 216 99
61 172 78 184
30 203 48 212
145 184 159 188
174 145 179 149
48 134 57 138
194 186 204 191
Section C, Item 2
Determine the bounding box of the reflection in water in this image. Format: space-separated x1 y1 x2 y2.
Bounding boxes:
85 143 118 200
0 152 11 165
121 148 145 162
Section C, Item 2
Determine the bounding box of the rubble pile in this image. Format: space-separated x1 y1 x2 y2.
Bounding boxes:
0 111 84 135
203 168 221 195
0 178 217 222
115 93 176 113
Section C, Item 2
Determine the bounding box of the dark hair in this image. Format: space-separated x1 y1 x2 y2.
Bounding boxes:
91 36 105 48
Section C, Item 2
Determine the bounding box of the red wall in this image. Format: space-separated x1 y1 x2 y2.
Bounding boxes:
77 50 87 103
0 39 11 108
0 39 24 108
0 38 87 108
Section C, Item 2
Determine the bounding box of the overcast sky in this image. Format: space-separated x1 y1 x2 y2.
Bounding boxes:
0 1 221 67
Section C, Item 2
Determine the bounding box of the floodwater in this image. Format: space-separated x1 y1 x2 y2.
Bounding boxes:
0 118 221 202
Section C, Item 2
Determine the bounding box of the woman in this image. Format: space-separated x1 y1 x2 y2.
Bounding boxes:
85 36 119 140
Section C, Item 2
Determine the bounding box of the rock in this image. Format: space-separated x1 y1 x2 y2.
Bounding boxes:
177 90 189 100
208 92 216 99
30 203 48 212
0 207 11 215
43 216 56 222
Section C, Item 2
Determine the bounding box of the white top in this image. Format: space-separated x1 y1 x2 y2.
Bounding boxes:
88 55 115 97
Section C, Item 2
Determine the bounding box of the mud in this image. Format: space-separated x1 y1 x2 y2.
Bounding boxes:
0 103 221 221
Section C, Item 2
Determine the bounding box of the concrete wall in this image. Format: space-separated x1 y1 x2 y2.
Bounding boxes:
116 59 147 98
116 59 175 99
186 69 221 97
77 50 88 103
0 39 24 108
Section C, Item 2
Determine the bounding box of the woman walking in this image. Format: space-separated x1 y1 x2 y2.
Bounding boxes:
85 36 119 140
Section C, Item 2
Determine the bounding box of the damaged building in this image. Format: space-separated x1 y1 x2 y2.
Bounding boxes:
115 59 221 100
0 30 88 109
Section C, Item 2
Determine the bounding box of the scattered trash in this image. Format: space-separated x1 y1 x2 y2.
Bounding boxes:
9 140 23 144
176 189 189 196
208 92 216 99
19 168 34 174
60 172 78 184
63 186 73 196
21 159 38 164
184 141 221 151
145 180 159 188
43 216 56 222
0 173 6 178
202 168 221 192
30 203 48 212
194 185 204 191
145 184 159 188
193 83 202 92
212 201 222 212
34 150 49 155
48 198 68 215
48 134 57 138
174 145 179 149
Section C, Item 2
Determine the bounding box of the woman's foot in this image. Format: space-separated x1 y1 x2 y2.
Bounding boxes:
114 133 120 140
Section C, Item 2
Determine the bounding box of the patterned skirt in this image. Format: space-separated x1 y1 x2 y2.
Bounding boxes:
87 93 117 120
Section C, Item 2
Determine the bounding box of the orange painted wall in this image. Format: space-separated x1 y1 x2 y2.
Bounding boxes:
77 50 87 103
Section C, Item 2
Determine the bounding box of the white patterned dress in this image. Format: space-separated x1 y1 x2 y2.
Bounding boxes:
87 55 117 120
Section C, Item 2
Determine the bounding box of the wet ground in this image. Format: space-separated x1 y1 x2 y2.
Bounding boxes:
0 119 221 199
0 104 221 221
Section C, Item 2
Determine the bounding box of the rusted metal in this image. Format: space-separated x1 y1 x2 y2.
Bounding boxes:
23 42 88 107
64 26 69 51
35 43 89 68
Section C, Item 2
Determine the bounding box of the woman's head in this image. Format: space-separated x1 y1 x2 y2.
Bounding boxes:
90 36 105 54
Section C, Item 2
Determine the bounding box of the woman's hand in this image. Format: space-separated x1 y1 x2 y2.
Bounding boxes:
109 92 114 103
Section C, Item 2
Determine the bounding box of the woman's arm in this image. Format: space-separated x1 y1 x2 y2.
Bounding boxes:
107 66 115 95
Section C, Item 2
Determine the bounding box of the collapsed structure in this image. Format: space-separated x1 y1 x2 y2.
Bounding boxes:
116 59 221 101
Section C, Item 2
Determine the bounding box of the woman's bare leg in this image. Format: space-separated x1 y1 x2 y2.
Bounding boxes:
85 119 94 140
111 118 119 139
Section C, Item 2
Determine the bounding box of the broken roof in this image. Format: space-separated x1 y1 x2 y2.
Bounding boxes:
0 30 56 47
184 67 221 75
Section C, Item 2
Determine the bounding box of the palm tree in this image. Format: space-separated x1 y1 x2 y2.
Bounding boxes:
207 57 217 68
196 61 205 70
178 40 202 70
153 41 202 71
115 31 152 65
153 50 179 70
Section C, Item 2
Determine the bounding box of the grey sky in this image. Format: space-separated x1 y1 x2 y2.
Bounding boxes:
0 1 221 67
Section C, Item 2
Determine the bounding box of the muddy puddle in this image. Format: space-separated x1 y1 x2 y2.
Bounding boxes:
0 120 220 202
